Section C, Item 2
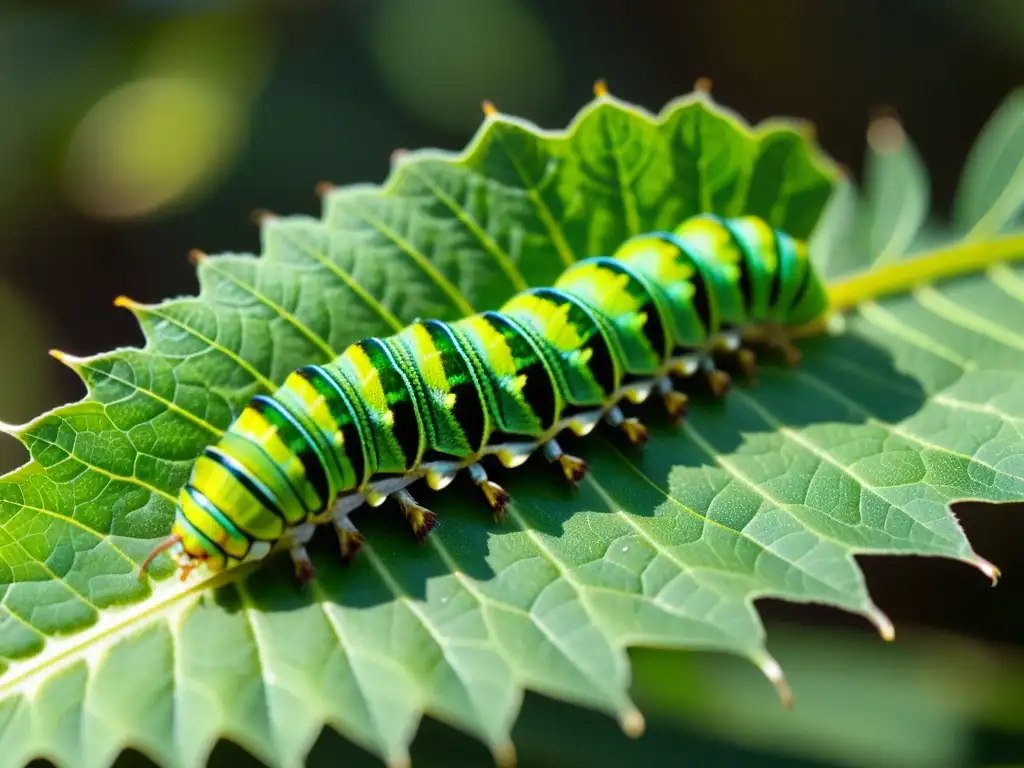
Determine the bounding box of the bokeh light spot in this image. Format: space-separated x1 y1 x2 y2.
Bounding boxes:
370 0 561 133
61 76 245 220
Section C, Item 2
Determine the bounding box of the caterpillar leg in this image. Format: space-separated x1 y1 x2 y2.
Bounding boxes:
772 338 802 367
605 405 649 446
657 377 689 422
285 523 317 584
542 439 588 484
332 511 365 563
699 357 733 398
394 488 438 541
734 347 758 384
468 462 510 519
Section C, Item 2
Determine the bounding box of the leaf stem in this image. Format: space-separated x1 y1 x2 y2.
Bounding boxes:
827 232 1024 312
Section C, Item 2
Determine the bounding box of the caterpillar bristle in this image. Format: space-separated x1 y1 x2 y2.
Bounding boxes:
152 213 830 589
593 78 609 98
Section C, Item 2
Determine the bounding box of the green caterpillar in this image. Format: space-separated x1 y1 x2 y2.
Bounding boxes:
140 213 830 582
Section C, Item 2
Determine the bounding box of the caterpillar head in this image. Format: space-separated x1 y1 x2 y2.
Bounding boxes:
139 507 226 582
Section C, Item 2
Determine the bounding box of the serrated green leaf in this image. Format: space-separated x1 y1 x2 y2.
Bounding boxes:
0 88 1022 768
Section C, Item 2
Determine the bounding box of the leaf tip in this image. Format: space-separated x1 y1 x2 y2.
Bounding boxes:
619 707 646 738
796 118 818 142
756 653 793 709
976 556 1001 586
694 76 713 94
867 604 896 642
48 348 81 368
493 741 517 767
867 108 905 154
188 248 208 265
593 78 610 98
113 295 141 311
481 99 498 118
315 181 336 199
250 208 277 226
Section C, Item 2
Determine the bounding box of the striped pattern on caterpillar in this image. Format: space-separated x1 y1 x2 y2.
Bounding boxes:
140 213 830 583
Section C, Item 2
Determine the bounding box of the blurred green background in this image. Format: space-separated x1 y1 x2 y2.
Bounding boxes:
3 1 1024 766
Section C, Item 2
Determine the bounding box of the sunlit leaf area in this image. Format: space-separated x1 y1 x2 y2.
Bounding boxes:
1 3 1023 768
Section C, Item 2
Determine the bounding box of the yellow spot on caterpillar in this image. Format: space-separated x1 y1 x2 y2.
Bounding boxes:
593 79 609 98
443 392 457 410
511 374 527 393
383 409 395 427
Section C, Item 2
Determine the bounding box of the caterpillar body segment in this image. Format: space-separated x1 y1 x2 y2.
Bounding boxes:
141 214 830 583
